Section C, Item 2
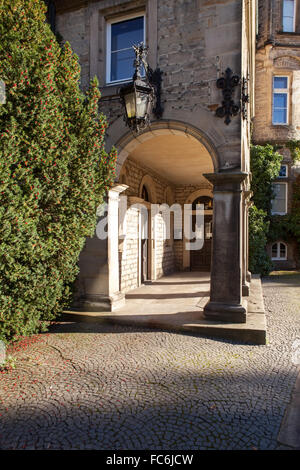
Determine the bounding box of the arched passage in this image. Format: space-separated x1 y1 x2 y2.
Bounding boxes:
115 122 216 292
77 120 249 325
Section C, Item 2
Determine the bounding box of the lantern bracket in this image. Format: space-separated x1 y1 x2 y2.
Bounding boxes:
120 43 163 133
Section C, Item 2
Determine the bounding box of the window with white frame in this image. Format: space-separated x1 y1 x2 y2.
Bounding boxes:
272 76 289 125
271 182 288 214
283 0 296 32
271 242 287 260
106 14 145 84
278 164 288 178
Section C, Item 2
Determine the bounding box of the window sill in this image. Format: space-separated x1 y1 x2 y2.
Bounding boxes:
101 80 132 98
271 124 290 128
271 212 288 216
277 31 300 36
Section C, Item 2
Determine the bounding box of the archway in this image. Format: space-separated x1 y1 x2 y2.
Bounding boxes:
115 123 216 293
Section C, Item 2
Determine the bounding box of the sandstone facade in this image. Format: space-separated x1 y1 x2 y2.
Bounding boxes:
54 0 256 324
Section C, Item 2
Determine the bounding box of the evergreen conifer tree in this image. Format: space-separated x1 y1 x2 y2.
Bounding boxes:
0 0 116 341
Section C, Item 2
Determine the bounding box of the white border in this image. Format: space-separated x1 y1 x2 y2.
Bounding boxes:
106 12 146 85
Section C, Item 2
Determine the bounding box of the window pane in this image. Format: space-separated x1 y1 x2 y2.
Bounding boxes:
272 244 278 258
283 0 295 32
272 184 287 213
273 93 287 108
283 17 294 32
273 108 287 124
273 77 288 89
280 243 287 258
111 48 135 81
111 17 144 51
279 165 287 177
273 198 286 212
283 0 295 17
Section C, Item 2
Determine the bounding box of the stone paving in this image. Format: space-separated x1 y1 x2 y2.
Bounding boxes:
0 274 299 450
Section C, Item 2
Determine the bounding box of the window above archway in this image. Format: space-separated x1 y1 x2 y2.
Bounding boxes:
141 185 149 202
192 196 213 211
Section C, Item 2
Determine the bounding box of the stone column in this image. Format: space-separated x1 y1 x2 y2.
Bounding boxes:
246 196 252 284
242 190 252 295
203 172 248 323
76 184 127 312
242 191 251 297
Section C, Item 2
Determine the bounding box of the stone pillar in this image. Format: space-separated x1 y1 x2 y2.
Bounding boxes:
203 172 248 323
76 184 127 312
242 190 252 295
246 196 252 284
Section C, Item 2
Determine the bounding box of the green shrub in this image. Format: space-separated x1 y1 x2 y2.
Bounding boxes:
249 144 283 275
250 144 283 214
0 0 116 342
249 206 273 276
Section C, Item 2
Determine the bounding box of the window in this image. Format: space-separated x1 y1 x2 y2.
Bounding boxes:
271 182 288 214
106 14 145 84
271 242 287 260
192 196 213 211
278 164 288 178
141 185 149 202
272 76 289 125
283 0 296 32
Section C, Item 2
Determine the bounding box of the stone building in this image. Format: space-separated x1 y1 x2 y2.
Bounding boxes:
254 0 300 269
51 0 256 325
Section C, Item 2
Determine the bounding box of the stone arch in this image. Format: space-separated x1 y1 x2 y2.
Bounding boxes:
185 188 213 205
138 174 157 203
113 120 220 179
118 166 128 185
273 55 300 70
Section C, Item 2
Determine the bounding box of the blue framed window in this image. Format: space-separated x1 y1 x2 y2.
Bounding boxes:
283 0 296 32
272 76 289 125
106 14 145 83
278 164 288 178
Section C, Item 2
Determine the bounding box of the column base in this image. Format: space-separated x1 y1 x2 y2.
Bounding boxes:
204 300 247 323
242 281 250 297
73 292 125 312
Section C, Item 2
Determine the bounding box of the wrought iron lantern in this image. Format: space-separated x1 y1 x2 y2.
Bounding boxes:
120 43 162 133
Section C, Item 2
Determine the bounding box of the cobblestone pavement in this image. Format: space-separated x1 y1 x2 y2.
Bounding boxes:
0 275 299 450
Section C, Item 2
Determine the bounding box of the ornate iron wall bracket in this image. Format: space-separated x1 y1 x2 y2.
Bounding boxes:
120 43 165 134
134 44 164 119
241 76 250 121
215 68 240 125
147 67 164 119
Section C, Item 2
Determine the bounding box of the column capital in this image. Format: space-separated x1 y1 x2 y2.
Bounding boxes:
203 171 248 191
109 184 129 195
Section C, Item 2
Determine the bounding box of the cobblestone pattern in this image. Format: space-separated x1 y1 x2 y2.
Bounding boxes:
0 278 299 450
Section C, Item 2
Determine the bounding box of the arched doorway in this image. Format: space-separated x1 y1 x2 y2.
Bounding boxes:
190 195 213 272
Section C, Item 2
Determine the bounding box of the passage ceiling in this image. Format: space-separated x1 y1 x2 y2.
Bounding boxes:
129 134 214 185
